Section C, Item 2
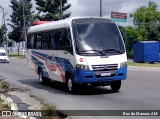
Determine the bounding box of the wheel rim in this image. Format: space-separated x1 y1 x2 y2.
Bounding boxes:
68 78 72 91
39 72 43 83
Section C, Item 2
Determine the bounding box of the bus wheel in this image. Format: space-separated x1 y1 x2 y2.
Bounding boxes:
39 69 50 84
66 76 76 93
110 81 121 92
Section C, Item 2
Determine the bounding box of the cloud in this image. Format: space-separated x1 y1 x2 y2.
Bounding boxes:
0 0 160 31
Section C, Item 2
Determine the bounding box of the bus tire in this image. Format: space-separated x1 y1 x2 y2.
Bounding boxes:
110 80 121 92
39 69 50 85
66 75 76 93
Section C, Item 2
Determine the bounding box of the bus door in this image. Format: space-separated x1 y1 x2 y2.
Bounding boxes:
43 31 60 82
56 28 74 83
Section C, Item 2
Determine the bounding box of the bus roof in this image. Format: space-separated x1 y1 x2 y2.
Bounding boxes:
28 16 113 33
32 21 53 25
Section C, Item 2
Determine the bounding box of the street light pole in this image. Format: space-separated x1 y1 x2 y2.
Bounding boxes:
100 0 102 17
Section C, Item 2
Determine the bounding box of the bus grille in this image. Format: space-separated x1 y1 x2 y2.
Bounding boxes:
92 64 118 71
92 64 118 78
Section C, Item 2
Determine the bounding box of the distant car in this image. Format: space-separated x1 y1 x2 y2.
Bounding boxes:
0 48 9 63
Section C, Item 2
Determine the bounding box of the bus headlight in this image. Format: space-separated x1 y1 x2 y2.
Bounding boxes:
120 62 127 68
76 64 89 70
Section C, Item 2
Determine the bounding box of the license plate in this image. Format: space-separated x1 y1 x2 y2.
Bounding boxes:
101 72 111 76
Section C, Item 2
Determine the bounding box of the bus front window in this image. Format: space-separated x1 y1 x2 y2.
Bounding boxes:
73 22 125 56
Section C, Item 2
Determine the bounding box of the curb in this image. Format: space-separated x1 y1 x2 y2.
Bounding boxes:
0 94 36 119
0 94 70 119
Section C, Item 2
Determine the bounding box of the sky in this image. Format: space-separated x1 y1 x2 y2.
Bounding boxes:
0 0 160 32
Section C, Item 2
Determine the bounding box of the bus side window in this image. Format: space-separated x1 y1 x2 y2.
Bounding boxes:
36 33 42 49
49 31 58 49
57 30 64 50
34 34 37 49
28 34 34 49
27 34 31 48
42 32 49 49
63 28 73 54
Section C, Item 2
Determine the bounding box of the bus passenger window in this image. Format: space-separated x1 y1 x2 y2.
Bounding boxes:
36 33 42 49
63 29 73 54
57 31 64 49
33 34 37 49
49 31 58 49
29 34 34 49
27 34 31 48
42 32 49 49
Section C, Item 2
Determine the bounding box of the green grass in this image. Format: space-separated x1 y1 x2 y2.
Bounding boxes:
0 82 10 110
8 54 26 59
128 62 160 67
40 103 64 119
0 97 11 110
0 81 8 90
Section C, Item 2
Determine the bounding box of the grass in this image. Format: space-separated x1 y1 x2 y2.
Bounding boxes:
0 81 8 90
0 97 11 110
29 94 64 119
8 54 26 59
40 103 64 119
128 61 160 67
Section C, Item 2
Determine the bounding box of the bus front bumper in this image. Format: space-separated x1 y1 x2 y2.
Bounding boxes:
75 66 127 84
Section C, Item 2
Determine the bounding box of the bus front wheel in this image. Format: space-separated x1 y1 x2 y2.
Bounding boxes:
66 76 77 93
110 80 121 92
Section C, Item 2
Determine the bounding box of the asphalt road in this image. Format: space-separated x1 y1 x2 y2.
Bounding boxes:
0 58 160 119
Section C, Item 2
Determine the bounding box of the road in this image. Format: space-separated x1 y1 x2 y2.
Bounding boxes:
0 58 160 119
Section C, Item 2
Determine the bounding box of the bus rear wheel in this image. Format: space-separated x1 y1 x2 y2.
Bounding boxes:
110 80 121 92
39 69 50 85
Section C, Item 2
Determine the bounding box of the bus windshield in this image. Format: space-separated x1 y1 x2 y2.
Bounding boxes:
73 20 125 56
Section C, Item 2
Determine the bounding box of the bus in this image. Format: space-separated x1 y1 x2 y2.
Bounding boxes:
27 17 127 93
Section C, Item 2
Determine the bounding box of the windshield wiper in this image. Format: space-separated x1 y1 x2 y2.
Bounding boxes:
102 49 125 54
79 50 104 55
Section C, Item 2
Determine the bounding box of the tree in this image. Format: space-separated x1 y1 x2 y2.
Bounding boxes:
124 27 143 58
35 0 71 21
131 1 160 40
8 0 34 55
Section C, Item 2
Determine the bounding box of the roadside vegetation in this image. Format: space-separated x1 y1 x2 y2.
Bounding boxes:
0 81 65 119
0 81 10 110
123 2 160 58
128 62 160 67
0 97 10 110
40 103 64 119
8 54 26 59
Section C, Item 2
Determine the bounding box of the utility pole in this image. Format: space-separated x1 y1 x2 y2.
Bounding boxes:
100 0 102 17
60 0 63 19
0 5 7 48
23 1 27 51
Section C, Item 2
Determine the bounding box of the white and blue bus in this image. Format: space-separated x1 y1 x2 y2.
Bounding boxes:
27 17 127 93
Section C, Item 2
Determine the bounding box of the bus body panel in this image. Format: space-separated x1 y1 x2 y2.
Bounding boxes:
73 53 127 83
28 49 75 83
27 17 127 86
